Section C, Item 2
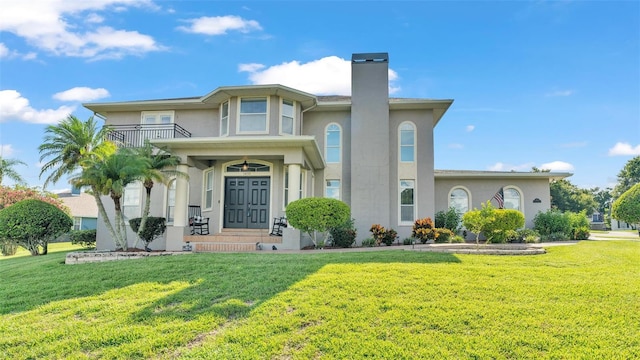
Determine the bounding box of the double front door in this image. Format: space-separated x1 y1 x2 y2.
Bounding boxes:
224 177 270 229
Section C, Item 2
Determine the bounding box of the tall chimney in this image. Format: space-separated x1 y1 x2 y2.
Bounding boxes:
349 52 391 237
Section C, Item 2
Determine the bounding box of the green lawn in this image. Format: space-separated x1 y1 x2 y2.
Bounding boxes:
1 241 638 359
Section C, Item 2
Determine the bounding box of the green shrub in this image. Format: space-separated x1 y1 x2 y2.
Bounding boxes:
129 217 166 250
508 228 540 243
329 218 357 248
0 199 72 256
361 237 376 247
612 183 640 228
534 210 570 237
1 239 18 256
69 229 97 248
402 237 414 245
572 226 591 240
434 228 454 243
435 208 461 232
286 198 350 247
450 235 466 243
541 232 569 242
370 224 397 246
412 217 437 244
462 202 524 244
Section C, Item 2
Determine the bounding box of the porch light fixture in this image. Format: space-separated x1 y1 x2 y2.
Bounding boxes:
242 160 249 171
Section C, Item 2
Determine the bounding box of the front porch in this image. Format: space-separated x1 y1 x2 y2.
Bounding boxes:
184 229 282 252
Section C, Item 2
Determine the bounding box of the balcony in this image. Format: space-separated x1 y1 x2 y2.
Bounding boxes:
105 124 191 148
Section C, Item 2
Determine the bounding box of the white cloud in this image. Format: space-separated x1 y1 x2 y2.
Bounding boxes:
608 142 640 156
177 15 262 35
53 87 110 102
545 89 574 97
0 0 163 59
465 125 475 132
540 161 575 172
0 90 75 124
0 43 8 58
1 144 15 157
240 56 400 95
488 162 536 172
0 42 36 60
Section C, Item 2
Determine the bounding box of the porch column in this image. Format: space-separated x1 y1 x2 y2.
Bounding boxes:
174 164 189 227
288 163 301 203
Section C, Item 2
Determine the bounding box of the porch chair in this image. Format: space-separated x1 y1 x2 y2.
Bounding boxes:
270 217 287 236
188 205 210 235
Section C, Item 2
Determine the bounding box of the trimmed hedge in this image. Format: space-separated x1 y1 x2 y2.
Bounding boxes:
69 229 97 248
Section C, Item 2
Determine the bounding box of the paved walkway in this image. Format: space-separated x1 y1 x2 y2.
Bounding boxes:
589 230 639 241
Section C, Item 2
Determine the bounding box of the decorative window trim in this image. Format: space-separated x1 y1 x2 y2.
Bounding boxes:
325 123 342 164
447 186 472 214
220 101 229 137
165 179 177 225
399 121 416 163
280 99 295 136
203 169 214 210
503 185 524 214
399 179 416 225
141 111 175 124
237 97 269 134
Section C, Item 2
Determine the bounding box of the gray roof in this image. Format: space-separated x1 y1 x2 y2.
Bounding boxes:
58 192 99 218
435 169 572 181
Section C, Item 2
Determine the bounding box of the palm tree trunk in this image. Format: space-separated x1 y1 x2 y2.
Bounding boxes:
92 186 120 251
133 185 153 249
111 193 127 251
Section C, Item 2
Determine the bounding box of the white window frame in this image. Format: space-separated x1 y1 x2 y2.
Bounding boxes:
141 111 175 125
399 179 416 224
325 179 341 200
399 122 416 163
166 179 176 224
237 97 269 134
448 186 471 214
220 101 229 137
73 217 82 231
203 169 214 210
123 181 142 221
283 167 305 209
503 185 524 213
280 99 295 136
325 123 342 164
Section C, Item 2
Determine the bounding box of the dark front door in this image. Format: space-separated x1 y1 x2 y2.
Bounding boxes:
224 177 270 229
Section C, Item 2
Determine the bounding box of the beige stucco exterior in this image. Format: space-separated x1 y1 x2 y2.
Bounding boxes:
85 52 570 251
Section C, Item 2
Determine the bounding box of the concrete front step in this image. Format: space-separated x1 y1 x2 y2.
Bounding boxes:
186 228 283 252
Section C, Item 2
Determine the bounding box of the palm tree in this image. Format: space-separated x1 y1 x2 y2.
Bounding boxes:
73 149 149 250
0 157 27 185
38 115 115 189
130 140 188 248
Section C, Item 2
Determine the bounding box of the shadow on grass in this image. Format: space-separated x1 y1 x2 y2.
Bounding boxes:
0 250 459 317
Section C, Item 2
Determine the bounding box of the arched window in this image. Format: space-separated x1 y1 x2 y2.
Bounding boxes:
449 187 470 214
325 123 341 163
504 187 522 211
166 180 176 224
399 122 415 162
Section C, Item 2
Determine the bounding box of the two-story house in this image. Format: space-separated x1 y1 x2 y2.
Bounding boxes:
84 52 570 251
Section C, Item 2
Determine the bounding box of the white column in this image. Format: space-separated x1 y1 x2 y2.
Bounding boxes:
174 164 189 227
288 164 301 203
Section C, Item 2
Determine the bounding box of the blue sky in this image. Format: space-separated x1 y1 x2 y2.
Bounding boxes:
1 1 638 192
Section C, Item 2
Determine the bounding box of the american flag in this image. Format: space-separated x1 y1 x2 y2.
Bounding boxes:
492 187 504 209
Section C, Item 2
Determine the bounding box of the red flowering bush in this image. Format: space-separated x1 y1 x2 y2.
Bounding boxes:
0 186 69 214
370 224 398 246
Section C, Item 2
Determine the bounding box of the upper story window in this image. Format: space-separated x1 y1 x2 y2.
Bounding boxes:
325 123 341 163
399 122 415 162
325 179 340 200
142 111 174 125
238 97 268 134
220 101 229 136
449 187 470 214
281 99 294 135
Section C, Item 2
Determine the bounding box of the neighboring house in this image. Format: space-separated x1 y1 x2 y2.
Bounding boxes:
58 188 98 231
84 52 570 251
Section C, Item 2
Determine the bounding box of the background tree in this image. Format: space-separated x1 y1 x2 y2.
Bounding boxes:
613 156 640 197
550 179 597 214
0 185 69 213
0 157 26 185
612 183 640 236
591 187 613 214
0 199 73 255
